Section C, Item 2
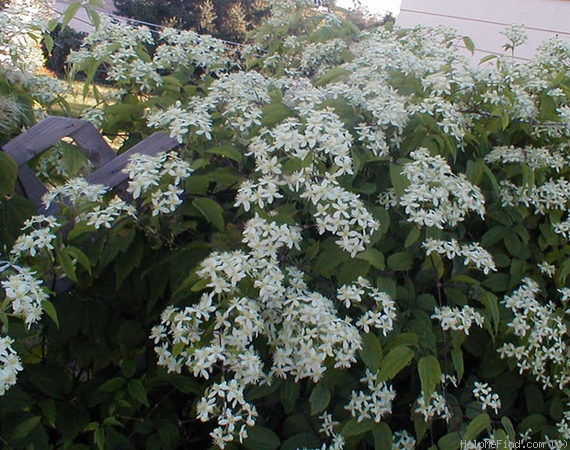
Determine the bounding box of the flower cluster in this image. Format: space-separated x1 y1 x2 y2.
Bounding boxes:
1 268 47 329
498 278 570 390
472 381 502 414
68 18 159 91
42 178 109 210
196 379 257 449
414 390 451 423
0 336 23 396
11 215 60 260
147 71 272 141
431 305 485 335
318 412 345 450
556 409 570 440
42 178 135 229
235 108 380 256
152 209 379 444
484 145 567 171
499 178 570 214
122 151 192 216
153 28 229 71
423 238 497 274
399 149 485 229
299 39 348 76
392 430 416 450
337 276 396 336
501 23 528 50
355 123 390 158
0 0 49 79
345 369 396 423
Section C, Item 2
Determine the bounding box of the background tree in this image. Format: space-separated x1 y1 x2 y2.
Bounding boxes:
113 0 271 42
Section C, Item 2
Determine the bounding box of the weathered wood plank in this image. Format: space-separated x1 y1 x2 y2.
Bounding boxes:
16 164 48 211
69 123 116 168
87 132 179 187
2 116 88 165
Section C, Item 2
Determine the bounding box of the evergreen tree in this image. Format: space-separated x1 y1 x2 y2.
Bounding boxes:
113 0 271 42
223 2 248 41
198 0 217 33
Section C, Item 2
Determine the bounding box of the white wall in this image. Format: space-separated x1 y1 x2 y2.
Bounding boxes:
396 0 570 61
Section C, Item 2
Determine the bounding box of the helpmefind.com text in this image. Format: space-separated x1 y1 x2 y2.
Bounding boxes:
460 440 568 449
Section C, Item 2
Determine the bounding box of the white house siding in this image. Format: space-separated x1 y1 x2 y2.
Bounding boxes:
396 0 570 61
54 0 118 33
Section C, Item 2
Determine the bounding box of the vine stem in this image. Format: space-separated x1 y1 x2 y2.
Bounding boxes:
430 254 450 381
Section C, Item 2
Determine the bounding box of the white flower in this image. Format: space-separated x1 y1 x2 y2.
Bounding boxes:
431 305 485 335
415 390 451 423
399 149 485 229
473 381 502 414
0 335 23 396
345 369 396 423
1 269 48 328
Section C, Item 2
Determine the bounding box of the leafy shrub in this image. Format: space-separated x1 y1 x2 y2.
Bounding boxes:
2 1 570 449
44 24 86 78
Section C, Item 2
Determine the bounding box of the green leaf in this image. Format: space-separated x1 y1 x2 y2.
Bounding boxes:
193 197 224 230
479 54 498 64
315 67 349 86
462 36 475 54
309 385 331 416
405 226 421 248
463 413 491 441
121 359 136 378
206 145 242 165
244 425 280 450
281 433 321 450
103 416 124 428
501 416 516 441
158 422 179 447
94 426 105 450
342 418 374 437
128 379 149 407
356 248 385 269
481 291 500 336
389 161 410 197
0 194 35 248
261 102 292 127
377 346 414 382
65 246 92 277
280 378 299 415
417 355 441 400
43 300 59 328
437 432 461 450
58 247 77 283
62 1 82 29
481 226 509 247
47 17 59 31
0 151 18 196
170 375 202 394
359 332 383 371
114 236 144 288
11 415 41 440
387 251 413 271
40 399 56 428
98 377 126 393
372 422 392 450
338 258 370 284
504 233 521 257
451 346 464 381
246 380 281 401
